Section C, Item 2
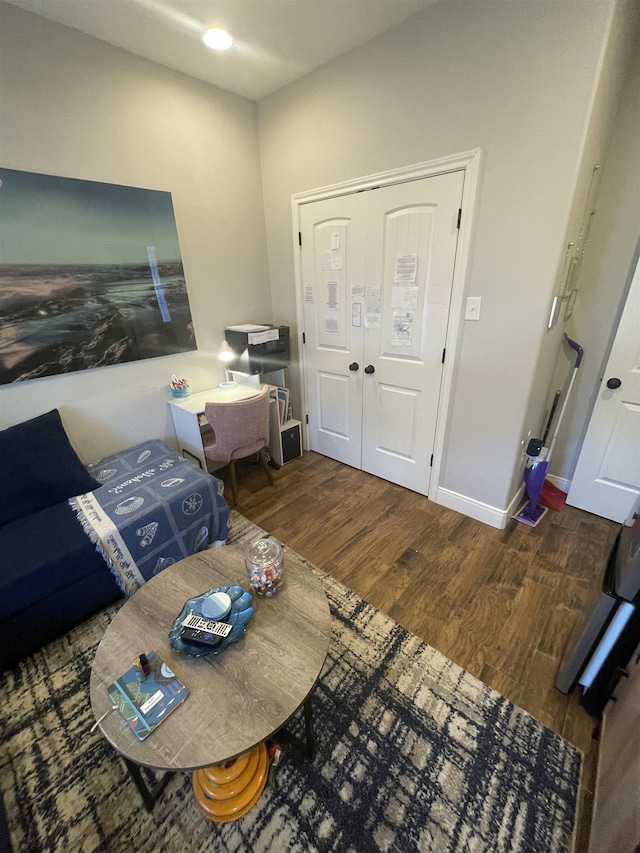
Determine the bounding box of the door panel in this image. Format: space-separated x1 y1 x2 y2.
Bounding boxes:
300 170 463 493
599 403 640 485
376 384 420 459
317 372 352 438
568 256 640 522
361 174 464 494
300 206 364 468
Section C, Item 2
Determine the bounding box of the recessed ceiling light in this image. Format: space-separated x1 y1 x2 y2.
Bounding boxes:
203 28 233 50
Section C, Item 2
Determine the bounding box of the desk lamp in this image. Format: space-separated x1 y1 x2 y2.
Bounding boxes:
217 341 237 389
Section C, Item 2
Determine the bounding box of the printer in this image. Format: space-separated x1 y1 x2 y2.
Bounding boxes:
224 324 290 376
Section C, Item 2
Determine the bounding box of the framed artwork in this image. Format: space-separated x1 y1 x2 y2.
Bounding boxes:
0 167 196 384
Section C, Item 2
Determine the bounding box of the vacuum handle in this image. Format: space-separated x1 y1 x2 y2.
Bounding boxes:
547 334 584 457
564 333 584 368
542 390 561 446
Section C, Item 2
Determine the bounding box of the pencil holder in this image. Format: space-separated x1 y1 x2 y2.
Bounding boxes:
170 378 191 398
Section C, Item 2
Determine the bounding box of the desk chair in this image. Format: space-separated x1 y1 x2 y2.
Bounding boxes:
203 386 274 506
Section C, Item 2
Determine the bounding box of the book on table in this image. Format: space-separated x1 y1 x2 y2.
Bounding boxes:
107 651 189 741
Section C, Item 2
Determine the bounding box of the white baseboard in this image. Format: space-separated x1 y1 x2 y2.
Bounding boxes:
545 474 571 493
434 484 525 530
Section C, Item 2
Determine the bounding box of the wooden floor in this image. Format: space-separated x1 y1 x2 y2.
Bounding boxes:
222 450 619 852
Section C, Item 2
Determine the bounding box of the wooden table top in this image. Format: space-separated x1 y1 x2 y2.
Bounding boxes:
89 545 331 772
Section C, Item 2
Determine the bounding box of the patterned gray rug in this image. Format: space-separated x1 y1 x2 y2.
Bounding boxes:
1 512 581 853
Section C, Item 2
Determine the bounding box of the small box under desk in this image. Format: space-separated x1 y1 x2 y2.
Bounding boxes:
269 419 302 468
268 412 302 468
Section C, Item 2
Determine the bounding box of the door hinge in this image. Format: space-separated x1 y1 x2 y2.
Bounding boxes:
457 209 462 229
302 332 306 344
442 348 446 364
305 414 309 424
298 231 302 246
430 454 434 467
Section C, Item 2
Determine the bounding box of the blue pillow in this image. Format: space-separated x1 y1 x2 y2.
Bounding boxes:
0 409 101 526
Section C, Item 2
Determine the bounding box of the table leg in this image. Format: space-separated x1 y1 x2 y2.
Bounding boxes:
122 756 174 812
121 696 316 814
303 695 316 761
277 695 316 761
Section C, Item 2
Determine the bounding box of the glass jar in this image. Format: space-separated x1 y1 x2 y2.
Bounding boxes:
244 537 284 597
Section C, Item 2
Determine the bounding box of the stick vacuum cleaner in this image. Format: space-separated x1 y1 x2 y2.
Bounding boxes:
515 333 584 527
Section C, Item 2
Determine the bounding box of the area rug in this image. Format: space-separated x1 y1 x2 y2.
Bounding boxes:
0 512 581 853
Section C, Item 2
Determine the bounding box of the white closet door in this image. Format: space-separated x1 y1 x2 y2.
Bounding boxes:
300 197 365 469
360 173 463 495
299 169 463 495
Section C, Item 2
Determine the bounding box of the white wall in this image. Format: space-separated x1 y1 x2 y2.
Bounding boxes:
523 0 639 485
257 0 625 517
0 3 271 462
553 34 640 483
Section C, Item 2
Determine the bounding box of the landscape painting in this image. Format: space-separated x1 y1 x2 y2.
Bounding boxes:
0 168 196 384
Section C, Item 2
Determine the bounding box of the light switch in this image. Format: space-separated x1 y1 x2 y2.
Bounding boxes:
465 296 482 320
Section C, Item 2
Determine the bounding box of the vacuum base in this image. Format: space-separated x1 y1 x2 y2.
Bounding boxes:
514 502 548 527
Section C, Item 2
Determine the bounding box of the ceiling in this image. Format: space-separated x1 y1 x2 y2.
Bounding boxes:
4 0 436 100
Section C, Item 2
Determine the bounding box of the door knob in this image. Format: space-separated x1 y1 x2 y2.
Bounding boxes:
364 365 375 374
606 377 622 389
349 362 359 371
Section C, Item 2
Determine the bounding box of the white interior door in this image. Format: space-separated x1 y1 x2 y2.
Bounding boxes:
300 171 463 495
300 197 365 469
360 175 463 493
568 255 640 522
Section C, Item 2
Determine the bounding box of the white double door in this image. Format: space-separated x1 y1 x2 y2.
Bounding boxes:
300 171 464 496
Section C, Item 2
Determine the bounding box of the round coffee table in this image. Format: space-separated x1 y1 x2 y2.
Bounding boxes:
90 544 331 812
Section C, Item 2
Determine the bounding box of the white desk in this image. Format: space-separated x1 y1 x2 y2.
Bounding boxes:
168 385 265 471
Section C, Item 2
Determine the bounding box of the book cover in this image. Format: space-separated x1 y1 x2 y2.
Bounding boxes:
107 651 189 741
276 387 289 426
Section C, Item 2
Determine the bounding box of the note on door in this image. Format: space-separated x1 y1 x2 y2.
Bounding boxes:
326 280 340 310
392 312 413 346
304 285 314 303
365 286 381 330
323 250 343 271
325 316 339 334
394 254 418 283
391 285 418 311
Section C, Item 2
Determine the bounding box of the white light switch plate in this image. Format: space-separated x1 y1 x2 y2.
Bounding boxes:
465 296 482 320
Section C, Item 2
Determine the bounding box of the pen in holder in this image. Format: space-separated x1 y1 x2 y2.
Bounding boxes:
170 375 191 398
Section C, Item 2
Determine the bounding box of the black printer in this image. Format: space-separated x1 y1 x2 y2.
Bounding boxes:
224 324 290 375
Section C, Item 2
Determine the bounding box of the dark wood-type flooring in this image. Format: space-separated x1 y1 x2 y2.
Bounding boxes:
220 450 619 852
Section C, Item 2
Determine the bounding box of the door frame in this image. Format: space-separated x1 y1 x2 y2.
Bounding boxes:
291 148 481 500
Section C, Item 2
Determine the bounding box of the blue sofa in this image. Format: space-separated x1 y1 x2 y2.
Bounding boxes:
0 409 230 672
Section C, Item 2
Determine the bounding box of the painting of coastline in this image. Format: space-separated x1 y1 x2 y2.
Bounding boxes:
0 168 196 384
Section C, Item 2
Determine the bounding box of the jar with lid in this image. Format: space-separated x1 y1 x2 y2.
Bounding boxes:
244 538 284 596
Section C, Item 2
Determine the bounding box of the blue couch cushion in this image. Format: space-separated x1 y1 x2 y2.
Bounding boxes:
0 500 114 617
0 410 101 526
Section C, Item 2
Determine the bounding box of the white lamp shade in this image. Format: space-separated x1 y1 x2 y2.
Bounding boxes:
218 340 235 362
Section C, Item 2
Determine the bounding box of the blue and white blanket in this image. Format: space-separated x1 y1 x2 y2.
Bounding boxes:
70 440 231 597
